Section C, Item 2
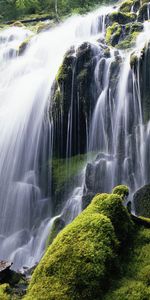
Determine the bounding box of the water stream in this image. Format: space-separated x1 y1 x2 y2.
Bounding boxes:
0 3 150 270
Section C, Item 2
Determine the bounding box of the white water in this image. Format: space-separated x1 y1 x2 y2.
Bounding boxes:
1 2 150 270
0 6 114 270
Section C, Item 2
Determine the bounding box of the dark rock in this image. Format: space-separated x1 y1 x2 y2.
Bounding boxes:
82 192 95 210
133 184 150 217
46 216 65 246
138 3 149 21
50 42 99 158
0 260 23 285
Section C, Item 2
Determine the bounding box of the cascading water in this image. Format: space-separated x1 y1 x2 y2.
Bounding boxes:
1 1 150 271
0 6 114 270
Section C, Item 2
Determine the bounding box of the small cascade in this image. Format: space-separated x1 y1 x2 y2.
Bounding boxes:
147 2 150 19
0 6 115 270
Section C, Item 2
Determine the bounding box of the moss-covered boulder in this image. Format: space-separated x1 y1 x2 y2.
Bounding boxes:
109 11 136 25
104 227 150 300
86 193 134 244
25 214 118 299
106 22 143 49
25 190 134 300
133 185 150 218
112 185 129 200
0 284 10 300
119 0 134 13
106 22 122 47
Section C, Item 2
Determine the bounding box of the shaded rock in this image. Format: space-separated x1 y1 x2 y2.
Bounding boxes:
138 3 149 21
133 184 150 217
109 11 136 25
131 214 150 227
46 216 65 247
0 261 23 285
82 192 95 210
50 42 99 158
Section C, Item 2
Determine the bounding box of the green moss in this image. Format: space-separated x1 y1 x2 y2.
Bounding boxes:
109 11 136 25
119 0 134 13
87 193 134 244
139 265 150 285
117 31 139 49
112 185 129 200
25 209 118 300
130 51 139 68
106 22 122 46
52 154 87 195
104 228 150 300
18 35 33 55
0 284 10 300
106 21 143 49
56 54 74 82
105 280 150 300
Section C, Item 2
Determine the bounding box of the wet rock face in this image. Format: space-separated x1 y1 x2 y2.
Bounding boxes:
82 153 115 209
106 22 143 49
133 185 150 217
138 3 150 22
51 42 106 158
131 42 150 124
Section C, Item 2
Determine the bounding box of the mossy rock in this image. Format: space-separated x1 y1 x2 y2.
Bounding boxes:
87 193 134 244
130 51 139 68
139 265 150 285
0 284 10 300
106 21 143 49
25 190 135 300
11 21 24 27
106 22 122 47
36 21 55 33
25 212 118 299
105 280 150 300
112 185 129 200
18 36 33 55
109 11 136 25
51 42 96 158
119 0 134 13
133 185 150 218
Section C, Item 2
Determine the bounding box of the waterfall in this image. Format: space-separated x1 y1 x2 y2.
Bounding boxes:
1 1 150 271
0 7 114 270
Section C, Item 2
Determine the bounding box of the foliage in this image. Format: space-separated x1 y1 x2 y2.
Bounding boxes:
0 0 113 22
